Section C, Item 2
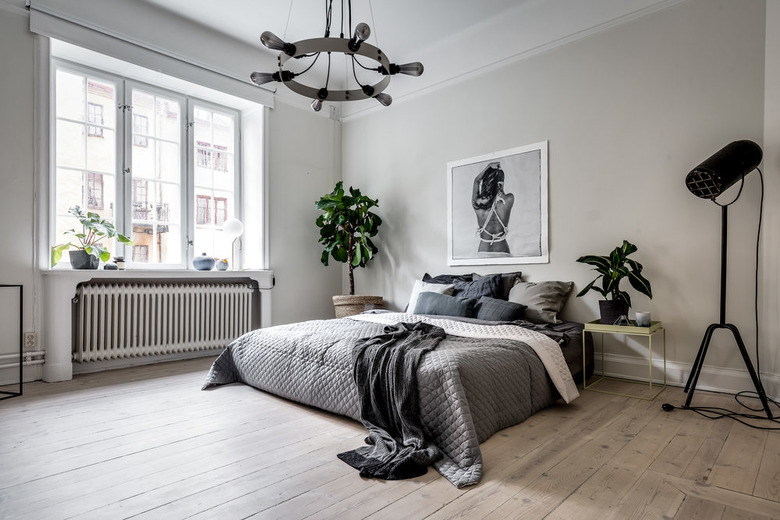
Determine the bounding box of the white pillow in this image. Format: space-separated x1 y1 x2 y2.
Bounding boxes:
407 280 455 314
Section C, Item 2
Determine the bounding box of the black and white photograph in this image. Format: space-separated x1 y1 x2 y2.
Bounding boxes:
447 142 549 265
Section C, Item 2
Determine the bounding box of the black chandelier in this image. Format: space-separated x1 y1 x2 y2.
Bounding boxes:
250 0 423 111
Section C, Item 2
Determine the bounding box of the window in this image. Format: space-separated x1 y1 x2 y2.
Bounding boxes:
87 102 104 137
86 172 104 210
196 194 211 225
132 114 148 147
214 197 227 226
52 61 243 268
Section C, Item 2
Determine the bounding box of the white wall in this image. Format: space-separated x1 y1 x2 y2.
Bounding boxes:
763 0 780 394
343 0 778 396
0 7 40 384
266 103 343 325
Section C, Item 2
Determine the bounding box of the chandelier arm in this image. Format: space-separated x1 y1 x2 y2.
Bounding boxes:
296 52 322 76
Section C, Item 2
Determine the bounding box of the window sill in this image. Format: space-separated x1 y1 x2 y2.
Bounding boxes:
40 268 274 289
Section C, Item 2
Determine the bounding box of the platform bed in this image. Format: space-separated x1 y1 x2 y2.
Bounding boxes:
203 309 593 487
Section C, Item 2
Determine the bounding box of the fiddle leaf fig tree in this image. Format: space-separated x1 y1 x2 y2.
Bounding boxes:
315 181 382 295
576 239 652 308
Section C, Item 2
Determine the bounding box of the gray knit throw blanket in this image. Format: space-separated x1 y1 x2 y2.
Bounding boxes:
337 322 445 480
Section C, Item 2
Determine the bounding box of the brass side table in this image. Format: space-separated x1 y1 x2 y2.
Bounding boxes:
583 319 666 400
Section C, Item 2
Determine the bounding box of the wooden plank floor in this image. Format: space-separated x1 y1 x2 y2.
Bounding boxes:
1 358 779 519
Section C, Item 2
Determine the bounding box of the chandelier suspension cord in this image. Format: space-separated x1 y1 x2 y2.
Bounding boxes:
283 0 295 41
367 0 378 49
324 0 333 36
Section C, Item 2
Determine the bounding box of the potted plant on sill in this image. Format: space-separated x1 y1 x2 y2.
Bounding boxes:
576 239 652 324
51 206 134 269
316 181 384 317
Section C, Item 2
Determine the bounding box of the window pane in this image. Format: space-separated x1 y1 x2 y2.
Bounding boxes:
86 79 116 129
131 88 182 266
133 138 156 180
156 98 180 142
158 141 180 183
56 120 86 170
212 112 234 151
56 168 84 217
55 70 84 122
192 105 237 263
86 128 115 173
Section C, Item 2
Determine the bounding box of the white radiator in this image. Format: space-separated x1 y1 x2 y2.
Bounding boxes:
73 281 255 363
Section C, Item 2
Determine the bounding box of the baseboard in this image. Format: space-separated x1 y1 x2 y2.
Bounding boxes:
596 353 780 401
71 349 223 375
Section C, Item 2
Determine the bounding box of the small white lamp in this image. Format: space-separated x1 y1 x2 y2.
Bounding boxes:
223 218 244 270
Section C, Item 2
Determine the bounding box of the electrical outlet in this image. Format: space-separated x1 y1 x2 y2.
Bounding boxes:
24 332 37 350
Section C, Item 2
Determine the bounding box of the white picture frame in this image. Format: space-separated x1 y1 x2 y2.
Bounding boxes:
447 141 549 266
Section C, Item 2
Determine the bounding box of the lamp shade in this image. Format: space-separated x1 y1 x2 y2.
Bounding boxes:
223 218 244 239
685 140 762 200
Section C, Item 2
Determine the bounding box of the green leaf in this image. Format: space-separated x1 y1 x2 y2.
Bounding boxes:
576 255 611 271
628 270 653 299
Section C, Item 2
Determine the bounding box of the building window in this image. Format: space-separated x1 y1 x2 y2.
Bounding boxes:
196 141 211 168
132 114 149 147
86 172 104 210
133 244 149 263
214 197 227 226
196 195 211 225
53 61 244 268
87 101 104 137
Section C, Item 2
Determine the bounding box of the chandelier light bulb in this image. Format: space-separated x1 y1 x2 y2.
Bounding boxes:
311 99 323 112
260 31 296 56
348 22 371 52
250 72 276 86
375 93 392 107
394 62 424 77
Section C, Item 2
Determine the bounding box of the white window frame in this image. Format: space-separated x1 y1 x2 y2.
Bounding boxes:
187 99 242 260
124 79 189 267
50 59 243 269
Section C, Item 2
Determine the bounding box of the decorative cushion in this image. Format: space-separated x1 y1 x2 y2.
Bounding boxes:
422 273 474 285
415 292 478 318
507 281 574 324
453 273 502 299
476 296 527 322
407 279 455 314
473 271 523 300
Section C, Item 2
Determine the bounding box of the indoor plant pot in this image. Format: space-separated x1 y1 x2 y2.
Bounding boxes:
68 249 99 270
598 300 628 325
316 182 383 317
332 295 384 318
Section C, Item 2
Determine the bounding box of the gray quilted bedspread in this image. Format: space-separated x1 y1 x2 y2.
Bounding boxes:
202 316 557 487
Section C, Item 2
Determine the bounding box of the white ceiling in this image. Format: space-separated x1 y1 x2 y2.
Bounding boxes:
137 0 527 62
136 0 682 118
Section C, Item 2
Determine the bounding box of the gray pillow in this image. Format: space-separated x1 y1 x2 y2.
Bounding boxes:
415 292 478 318
473 271 523 300
508 281 573 324
453 273 502 299
476 296 526 322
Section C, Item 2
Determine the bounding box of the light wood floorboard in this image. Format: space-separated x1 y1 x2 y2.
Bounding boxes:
1 357 779 519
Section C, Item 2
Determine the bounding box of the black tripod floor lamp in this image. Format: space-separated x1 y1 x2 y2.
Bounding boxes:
683 140 773 419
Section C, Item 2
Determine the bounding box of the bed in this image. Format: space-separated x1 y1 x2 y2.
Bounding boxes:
203 274 593 487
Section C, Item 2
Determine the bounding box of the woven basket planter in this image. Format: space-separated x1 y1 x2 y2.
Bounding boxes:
332 295 384 318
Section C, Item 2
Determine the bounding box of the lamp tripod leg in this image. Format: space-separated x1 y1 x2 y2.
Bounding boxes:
726 324 773 419
684 324 718 408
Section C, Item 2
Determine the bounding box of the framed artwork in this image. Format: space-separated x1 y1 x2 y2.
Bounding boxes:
447 141 548 266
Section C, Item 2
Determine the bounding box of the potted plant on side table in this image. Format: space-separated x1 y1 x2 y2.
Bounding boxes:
51 206 134 269
316 181 384 318
576 239 652 324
